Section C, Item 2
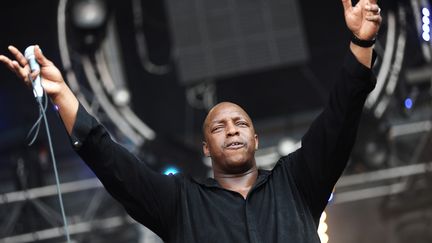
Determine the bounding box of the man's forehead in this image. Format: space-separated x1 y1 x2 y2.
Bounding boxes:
205 102 251 125
209 112 247 123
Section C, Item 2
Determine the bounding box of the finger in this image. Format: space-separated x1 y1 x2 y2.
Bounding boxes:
8 45 28 67
366 15 382 23
11 60 30 81
0 55 16 72
365 4 380 13
341 0 353 12
34 45 51 66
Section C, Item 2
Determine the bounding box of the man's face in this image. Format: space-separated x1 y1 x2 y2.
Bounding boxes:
202 102 258 174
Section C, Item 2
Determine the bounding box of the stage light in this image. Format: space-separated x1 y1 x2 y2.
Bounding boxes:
423 16 430 25
72 0 107 29
277 138 300 156
318 211 329 243
422 7 431 41
423 24 430 34
423 7 430 17
328 192 334 202
404 98 413 109
163 167 179 175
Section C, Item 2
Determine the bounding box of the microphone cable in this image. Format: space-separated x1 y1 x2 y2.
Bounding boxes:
26 75 72 243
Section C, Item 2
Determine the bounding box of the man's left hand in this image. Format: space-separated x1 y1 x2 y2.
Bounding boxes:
342 0 382 40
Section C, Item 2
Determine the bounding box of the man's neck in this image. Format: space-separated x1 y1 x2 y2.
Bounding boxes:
214 167 258 199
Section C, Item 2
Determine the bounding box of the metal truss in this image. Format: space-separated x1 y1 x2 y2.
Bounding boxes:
0 155 138 243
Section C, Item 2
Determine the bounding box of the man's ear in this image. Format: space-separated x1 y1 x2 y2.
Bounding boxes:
202 141 210 157
254 134 259 150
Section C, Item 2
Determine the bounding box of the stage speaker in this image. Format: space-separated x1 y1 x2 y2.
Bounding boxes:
165 0 309 84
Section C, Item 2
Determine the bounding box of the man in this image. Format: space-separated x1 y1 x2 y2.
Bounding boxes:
0 0 381 242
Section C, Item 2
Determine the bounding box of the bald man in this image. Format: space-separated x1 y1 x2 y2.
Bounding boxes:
0 0 381 242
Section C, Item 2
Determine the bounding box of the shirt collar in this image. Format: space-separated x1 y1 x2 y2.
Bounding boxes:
192 169 271 189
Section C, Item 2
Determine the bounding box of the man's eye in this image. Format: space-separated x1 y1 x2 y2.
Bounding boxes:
212 126 223 132
237 121 248 126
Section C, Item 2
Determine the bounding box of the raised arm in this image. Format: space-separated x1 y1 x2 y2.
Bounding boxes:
282 0 382 221
0 45 79 134
1 46 179 239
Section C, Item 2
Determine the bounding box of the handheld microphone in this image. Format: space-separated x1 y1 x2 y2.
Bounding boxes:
24 46 44 100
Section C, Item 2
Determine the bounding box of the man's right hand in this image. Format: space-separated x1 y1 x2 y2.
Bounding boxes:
0 45 67 98
0 45 79 135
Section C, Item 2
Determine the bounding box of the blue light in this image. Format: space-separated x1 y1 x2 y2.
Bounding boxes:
163 167 179 175
328 193 334 202
404 98 413 109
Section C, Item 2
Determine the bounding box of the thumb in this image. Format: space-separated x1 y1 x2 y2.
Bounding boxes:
341 0 352 13
34 45 51 66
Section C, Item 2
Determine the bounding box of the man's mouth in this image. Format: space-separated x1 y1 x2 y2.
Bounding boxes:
225 141 245 149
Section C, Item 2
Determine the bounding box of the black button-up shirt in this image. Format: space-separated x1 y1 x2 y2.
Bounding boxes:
70 50 376 242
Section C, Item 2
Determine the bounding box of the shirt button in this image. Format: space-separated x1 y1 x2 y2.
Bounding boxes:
73 141 82 148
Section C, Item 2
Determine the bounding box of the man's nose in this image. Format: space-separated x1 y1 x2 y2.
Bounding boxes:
226 122 239 136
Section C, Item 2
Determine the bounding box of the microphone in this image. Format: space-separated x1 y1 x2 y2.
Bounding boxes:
24 46 43 100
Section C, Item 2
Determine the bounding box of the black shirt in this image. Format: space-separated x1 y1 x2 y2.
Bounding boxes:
69 50 376 243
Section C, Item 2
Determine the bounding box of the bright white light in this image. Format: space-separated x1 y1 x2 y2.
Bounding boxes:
422 8 431 42
423 7 430 17
423 32 431 41
318 223 328 233
277 138 300 156
321 212 327 221
163 167 179 175
72 0 107 29
320 234 329 243
423 16 430 25
423 24 431 33
318 212 329 243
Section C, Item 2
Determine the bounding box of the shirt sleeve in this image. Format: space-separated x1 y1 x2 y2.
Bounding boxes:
283 50 377 221
69 104 179 240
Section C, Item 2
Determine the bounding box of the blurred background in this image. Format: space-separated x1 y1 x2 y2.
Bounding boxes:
0 0 431 242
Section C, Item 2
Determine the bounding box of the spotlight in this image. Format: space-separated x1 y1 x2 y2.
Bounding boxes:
277 138 300 156
72 0 107 29
422 32 430 41
421 7 431 41
328 192 334 202
423 7 430 17
404 98 413 110
318 211 329 243
163 167 179 176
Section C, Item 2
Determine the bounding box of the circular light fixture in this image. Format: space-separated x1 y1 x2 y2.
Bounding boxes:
72 0 107 29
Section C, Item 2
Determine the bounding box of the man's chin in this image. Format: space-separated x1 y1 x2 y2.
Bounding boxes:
224 157 254 173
